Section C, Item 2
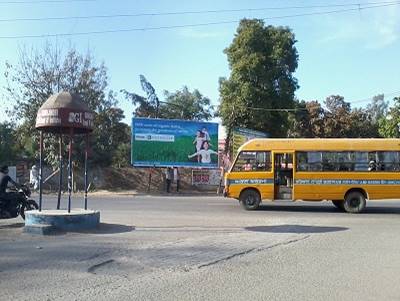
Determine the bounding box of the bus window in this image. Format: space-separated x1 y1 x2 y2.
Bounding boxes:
331 152 353 171
297 152 308 171
297 151 372 172
372 151 400 171
308 152 322 171
232 151 271 172
354 152 369 171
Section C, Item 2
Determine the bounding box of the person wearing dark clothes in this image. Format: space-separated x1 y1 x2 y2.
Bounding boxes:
0 165 19 195
165 167 173 193
0 165 20 217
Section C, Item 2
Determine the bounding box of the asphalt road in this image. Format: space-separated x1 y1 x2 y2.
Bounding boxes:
1 194 400 301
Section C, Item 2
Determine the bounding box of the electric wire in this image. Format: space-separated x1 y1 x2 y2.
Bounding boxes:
241 90 400 113
0 2 398 39
0 0 94 4
0 1 398 22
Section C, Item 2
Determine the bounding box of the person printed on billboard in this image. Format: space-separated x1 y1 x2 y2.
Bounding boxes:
188 141 218 164
193 130 206 163
202 127 210 142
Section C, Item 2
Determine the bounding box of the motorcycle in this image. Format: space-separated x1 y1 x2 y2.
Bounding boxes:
0 185 39 220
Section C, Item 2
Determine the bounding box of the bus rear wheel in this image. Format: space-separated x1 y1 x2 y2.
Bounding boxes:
240 190 261 210
343 191 366 213
332 200 345 211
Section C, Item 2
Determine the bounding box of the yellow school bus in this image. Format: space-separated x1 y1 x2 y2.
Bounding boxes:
224 138 400 213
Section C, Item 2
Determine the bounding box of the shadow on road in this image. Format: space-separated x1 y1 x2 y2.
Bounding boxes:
363 207 400 214
74 223 135 234
0 222 24 229
257 203 400 215
258 204 338 213
245 224 348 234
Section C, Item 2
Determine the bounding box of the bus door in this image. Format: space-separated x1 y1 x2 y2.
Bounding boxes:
274 153 294 200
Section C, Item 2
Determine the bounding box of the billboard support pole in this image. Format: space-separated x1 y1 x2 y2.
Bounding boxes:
147 168 152 193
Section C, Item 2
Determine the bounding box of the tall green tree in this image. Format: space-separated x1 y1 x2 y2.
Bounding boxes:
161 86 214 120
3 44 122 167
219 19 299 151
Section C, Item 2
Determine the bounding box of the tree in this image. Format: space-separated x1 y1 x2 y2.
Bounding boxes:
123 77 214 121
112 142 131 168
289 96 381 139
219 18 299 151
121 75 160 118
3 44 121 167
0 122 19 164
161 86 214 121
378 96 400 138
323 95 352 137
348 108 378 138
288 100 325 138
92 108 130 166
367 94 388 124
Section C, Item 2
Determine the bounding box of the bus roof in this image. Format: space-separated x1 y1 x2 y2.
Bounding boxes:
238 138 400 152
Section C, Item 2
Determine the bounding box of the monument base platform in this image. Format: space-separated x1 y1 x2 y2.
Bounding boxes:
24 209 100 234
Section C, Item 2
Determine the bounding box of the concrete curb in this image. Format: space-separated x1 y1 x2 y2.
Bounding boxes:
23 224 59 235
25 209 100 234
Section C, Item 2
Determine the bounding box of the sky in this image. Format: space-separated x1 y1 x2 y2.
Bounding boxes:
0 0 399 127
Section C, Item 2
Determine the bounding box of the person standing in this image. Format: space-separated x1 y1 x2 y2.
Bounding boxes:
217 166 225 195
29 165 39 191
174 168 180 192
217 154 231 194
165 167 173 193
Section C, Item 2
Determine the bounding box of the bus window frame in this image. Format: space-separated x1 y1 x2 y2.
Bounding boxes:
231 150 272 173
295 150 400 173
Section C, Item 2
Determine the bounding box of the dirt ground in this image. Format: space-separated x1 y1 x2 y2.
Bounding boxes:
42 166 219 194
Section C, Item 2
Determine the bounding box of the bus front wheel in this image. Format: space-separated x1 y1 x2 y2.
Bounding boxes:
343 191 366 213
240 190 261 210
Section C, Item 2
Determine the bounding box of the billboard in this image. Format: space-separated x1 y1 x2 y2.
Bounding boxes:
232 127 268 157
132 118 219 168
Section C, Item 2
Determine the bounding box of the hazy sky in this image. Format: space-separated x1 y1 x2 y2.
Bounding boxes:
0 0 399 124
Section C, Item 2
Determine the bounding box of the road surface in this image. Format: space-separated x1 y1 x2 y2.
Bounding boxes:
1 195 400 300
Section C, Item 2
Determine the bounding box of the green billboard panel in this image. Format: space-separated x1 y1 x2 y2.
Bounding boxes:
132 118 219 168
